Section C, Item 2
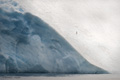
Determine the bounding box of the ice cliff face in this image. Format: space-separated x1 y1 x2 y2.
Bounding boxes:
0 8 108 74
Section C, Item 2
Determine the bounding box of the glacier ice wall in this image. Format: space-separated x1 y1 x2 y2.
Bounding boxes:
0 8 108 74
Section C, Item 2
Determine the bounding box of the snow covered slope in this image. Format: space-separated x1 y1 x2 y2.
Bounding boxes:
0 6 108 73
13 0 120 73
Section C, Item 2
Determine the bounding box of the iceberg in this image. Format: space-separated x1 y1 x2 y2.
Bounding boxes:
0 9 108 74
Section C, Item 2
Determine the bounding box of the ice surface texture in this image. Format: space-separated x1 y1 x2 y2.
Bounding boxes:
0 9 108 74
